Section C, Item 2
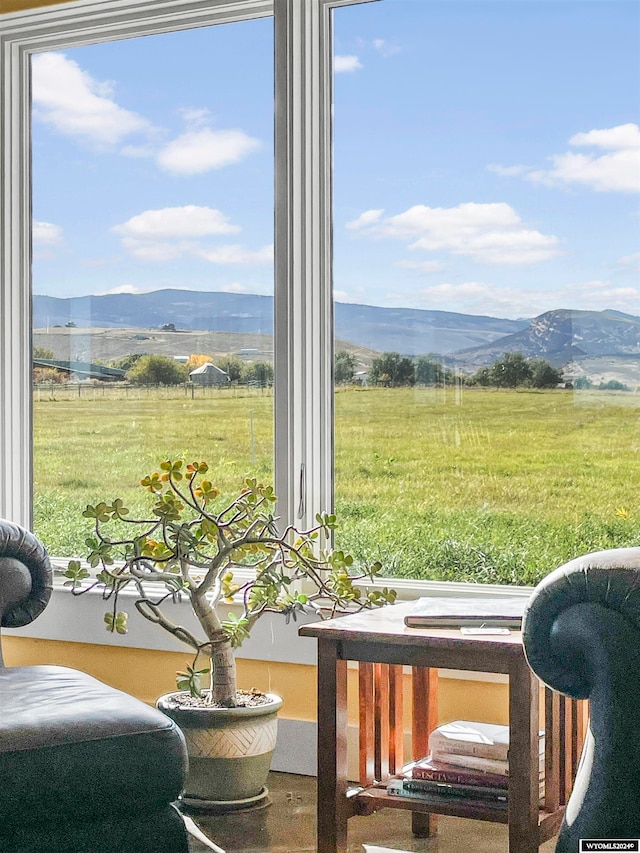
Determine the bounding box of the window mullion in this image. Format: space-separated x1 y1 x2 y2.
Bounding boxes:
274 0 334 533
0 39 32 527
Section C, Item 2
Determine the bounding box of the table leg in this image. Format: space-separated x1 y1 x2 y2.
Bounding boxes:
317 639 349 853
411 667 438 838
508 657 541 853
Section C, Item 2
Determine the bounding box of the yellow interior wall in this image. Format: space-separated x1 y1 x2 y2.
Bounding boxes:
1 0 78 13
4 636 509 728
3 636 318 720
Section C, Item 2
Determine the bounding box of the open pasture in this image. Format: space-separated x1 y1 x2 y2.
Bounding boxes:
33 384 640 585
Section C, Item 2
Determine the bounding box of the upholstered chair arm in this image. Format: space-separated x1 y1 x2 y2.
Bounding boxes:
0 520 52 630
522 547 640 698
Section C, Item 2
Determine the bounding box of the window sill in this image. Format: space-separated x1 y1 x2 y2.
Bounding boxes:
11 568 533 684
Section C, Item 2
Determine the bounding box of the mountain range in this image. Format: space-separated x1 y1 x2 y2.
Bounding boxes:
33 290 640 372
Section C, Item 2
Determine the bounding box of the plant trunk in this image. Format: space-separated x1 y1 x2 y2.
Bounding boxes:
210 641 237 706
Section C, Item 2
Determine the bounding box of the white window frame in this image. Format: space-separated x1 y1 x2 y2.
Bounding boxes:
0 0 533 606
0 0 377 529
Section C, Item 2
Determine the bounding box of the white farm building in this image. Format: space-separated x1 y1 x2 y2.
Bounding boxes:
189 363 230 386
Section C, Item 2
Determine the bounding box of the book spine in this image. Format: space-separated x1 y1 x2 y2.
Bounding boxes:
428 734 508 761
386 782 508 810
411 766 508 788
429 750 509 774
403 780 507 802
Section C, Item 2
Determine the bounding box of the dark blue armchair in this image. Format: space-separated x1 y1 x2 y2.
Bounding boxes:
523 547 640 851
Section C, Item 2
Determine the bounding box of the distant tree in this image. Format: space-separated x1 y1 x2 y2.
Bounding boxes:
599 380 628 391
490 352 532 388
161 323 176 332
574 377 593 390
369 352 415 387
415 356 449 386
126 355 187 385
113 353 145 372
33 347 55 360
467 366 493 386
529 359 563 389
216 358 243 383
186 353 214 371
242 361 274 387
334 350 356 384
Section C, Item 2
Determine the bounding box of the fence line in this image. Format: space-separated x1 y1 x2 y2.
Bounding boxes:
32 382 274 403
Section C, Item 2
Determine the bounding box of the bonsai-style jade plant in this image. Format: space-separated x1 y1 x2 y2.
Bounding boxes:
66 459 396 707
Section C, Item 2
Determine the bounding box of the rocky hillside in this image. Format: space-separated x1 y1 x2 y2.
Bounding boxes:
451 309 640 369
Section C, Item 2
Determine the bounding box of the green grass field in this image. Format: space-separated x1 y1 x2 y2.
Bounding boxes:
33 384 640 586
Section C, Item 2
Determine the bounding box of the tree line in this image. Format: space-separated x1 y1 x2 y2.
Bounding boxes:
335 349 565 389
36 347 624 392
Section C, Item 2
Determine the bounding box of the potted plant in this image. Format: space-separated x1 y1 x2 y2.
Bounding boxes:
65 458 396 810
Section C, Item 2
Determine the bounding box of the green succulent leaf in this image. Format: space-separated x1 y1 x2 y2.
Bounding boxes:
221 613 251 647
104 611 128 635
176 665 210 698
63 559 90 586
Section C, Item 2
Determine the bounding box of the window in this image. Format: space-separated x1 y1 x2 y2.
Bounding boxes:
1 0 343 556
31 22 275 554
3 0 638 590
332 0 640 585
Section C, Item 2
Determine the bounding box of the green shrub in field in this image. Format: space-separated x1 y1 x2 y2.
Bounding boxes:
127 354 187 385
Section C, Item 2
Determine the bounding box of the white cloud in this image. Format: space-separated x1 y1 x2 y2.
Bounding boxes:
219 283 251 294
561 280 640 315
618 252 640 269
100 284 147 295
569 124 640 150
32 53 150 147
197 244 273 264
33 220 63 246
334 55 363 73
112 206 271 266
387 278 640 318
372 38 402 57
179 107 212 128
118 239 196 262
348 202 561 265
157 127 260 175
346 209 384 230
112 206 240 240
491 124 640 194
334 289 366 304
113 205 240 261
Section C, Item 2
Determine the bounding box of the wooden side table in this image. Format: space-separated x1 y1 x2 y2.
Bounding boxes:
299 601 586 853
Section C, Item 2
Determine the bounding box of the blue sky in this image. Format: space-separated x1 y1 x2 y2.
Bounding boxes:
32 0 639 319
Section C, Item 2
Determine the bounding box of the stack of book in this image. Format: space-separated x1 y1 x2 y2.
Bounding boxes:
386 720 545 809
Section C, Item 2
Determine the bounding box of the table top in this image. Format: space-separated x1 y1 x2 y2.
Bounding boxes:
299 599 525 660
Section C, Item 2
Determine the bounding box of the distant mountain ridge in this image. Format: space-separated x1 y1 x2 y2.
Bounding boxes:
33 290 640 366
453 308 640 368
33 290 526 356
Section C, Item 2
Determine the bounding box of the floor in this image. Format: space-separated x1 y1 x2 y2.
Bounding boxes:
187 772 558 853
